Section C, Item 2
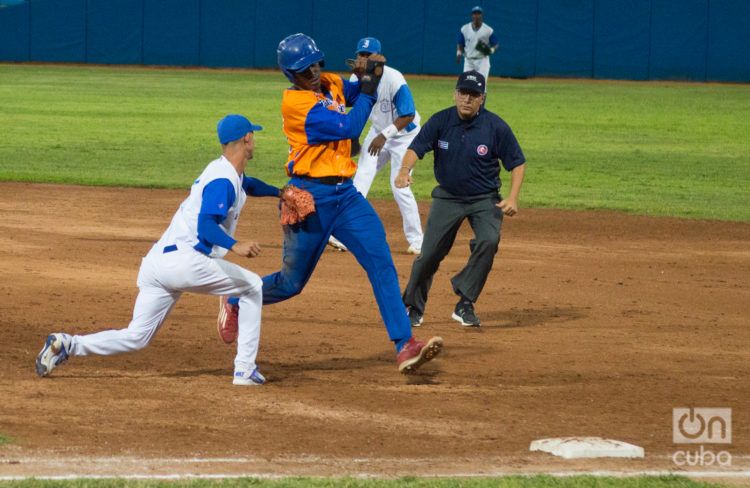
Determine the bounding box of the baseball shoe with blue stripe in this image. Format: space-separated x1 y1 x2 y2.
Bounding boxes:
35 333 72 377
233 368 266 386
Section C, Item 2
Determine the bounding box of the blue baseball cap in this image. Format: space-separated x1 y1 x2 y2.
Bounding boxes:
471 5 483 13
355 37 381 55
217 114 262 144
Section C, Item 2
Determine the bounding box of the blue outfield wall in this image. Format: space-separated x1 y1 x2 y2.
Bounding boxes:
0 0 748 82
536 0 594 78
143 0 200 66
29 0 86 63
650 0 708 81
593 0 651 80
707 0 750 82
200 0 256 68
0 0 29 61
86 0 142 65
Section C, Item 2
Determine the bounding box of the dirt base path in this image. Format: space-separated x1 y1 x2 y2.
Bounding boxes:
1 183 748 477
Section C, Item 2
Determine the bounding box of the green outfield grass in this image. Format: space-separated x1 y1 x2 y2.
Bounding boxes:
0 64 748 220
0 476 732 488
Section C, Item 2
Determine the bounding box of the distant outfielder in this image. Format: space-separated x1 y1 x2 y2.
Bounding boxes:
456 6 499 85
36 115 278 386
327 37 423 255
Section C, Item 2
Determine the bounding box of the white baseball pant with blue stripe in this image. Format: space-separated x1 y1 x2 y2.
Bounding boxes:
68 246 262 373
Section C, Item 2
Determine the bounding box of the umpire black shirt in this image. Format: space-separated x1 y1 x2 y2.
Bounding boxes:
409 106 525 197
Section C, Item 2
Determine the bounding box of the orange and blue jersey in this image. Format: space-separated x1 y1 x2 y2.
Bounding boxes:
281 72 376 178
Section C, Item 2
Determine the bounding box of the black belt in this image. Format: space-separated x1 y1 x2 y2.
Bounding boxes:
298 175 350 185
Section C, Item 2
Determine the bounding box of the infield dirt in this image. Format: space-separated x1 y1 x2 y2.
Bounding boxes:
1 182 748 477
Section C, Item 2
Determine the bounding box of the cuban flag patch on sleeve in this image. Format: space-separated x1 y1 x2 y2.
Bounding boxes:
438 140 449 150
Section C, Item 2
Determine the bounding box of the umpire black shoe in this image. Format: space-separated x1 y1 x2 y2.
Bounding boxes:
452 299 481 327
407 306 423 327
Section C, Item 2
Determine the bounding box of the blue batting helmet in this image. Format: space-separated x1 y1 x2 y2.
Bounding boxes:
277 33 325 83
355 37 381 55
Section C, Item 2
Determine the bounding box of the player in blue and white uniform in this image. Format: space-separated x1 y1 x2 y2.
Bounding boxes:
456 6 499 85
35 114 279 386
328 37 424 255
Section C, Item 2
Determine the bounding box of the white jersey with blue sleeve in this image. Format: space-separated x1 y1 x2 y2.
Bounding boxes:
350 66 420 137
65 153 263 379
152 156 246 259
349 65 425 252
459 22 498 60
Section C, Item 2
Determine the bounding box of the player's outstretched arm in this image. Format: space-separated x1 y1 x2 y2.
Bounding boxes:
242 176 281 197
395 149 419 188
231 241 261 258
368 114 414 156
456 31 466 64
395 113 438 188
304 102 373 143
299 55 386 144
489 33 500 54
370 82 417 156
497 163 526 216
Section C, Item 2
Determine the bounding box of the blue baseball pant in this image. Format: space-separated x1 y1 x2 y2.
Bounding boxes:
260 177 412 351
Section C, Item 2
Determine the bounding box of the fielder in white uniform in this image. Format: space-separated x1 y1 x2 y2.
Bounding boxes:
328 37 424 254
35 114 279 386
456 6 499 85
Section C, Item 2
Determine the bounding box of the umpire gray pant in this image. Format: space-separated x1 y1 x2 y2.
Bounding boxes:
403 187 503 315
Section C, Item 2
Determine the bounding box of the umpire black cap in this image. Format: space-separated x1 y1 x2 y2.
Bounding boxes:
456 70 485 94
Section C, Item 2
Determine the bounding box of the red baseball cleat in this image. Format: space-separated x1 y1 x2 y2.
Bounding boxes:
217 296 239 344
397 336 443 374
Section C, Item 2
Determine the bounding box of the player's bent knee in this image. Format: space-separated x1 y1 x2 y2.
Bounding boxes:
247 274 263 294
282 280 305 298
474 237 500 252
264 271 307 298
236 272 263 296
273 275 306 298
127 330 155 350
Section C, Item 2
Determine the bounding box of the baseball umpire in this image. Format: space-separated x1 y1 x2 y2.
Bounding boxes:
395 71 526 327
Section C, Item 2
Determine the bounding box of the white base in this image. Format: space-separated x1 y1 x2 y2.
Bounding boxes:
530 437 645 459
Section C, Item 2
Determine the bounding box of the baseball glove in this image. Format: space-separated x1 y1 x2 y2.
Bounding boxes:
475 40 493 56
359 57 385 96
280 184 315 225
